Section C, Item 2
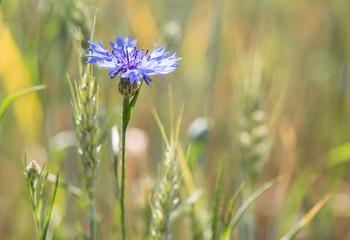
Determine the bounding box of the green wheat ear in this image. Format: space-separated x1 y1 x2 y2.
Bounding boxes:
149 96 184 240
69 64 100 240
233 29 279 191
231 28 284 240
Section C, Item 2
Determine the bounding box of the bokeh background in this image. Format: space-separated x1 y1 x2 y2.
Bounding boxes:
1 0 350 239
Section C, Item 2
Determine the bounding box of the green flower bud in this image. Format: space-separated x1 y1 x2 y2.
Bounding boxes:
26 161 40 180
25 160 41 190
118 78 140 98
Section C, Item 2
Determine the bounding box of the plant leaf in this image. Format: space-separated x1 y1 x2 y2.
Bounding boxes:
280 194 331 240
125 83 142 127
327 142 350 168
39 172 49 228
0 85 46 121
151 108 170 147
76 221 89 240
222 176 281 240
223 182 246 233
212 157 227 240
47 174 88 212
42 171 59 240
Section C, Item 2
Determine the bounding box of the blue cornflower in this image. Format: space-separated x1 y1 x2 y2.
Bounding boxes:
85 35 181 86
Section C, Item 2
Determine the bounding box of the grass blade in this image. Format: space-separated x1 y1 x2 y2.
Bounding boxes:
76 221 89 240
151 108 170 146
174 104 184 145
327 142 350 168
47 174 88 212
223 182 246 232
280 194 331 240
39 172 49 228
211 157 227 240
0 85 46 121
42 171 59 240
222 176 280 240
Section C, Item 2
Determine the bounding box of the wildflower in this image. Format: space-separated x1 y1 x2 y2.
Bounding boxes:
85 35 181 87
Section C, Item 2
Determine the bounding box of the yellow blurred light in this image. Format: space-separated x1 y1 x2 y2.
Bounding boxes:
0 21 43 143
125 0 158 47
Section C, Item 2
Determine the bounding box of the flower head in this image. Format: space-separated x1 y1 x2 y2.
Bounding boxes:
85 35 181 86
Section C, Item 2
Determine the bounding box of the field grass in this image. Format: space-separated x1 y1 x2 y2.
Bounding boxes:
0 0 350 239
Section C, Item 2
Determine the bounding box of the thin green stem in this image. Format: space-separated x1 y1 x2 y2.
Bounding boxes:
86 176 96 240
27 181 41 238
89 190 95 240
120 97 129 240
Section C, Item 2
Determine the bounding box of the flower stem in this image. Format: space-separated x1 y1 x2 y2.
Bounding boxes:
120 97 129 240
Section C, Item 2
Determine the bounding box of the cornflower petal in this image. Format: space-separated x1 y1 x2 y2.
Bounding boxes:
86 35 181 85
116 36 124 47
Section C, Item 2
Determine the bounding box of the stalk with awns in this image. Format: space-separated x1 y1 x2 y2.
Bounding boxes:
71 66 100 240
